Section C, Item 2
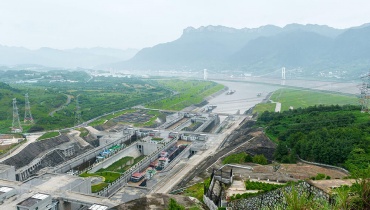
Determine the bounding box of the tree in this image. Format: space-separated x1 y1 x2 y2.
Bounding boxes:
253 154 268 165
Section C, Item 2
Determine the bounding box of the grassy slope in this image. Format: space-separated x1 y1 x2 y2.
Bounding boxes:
147 80 224 111
254 88 357 113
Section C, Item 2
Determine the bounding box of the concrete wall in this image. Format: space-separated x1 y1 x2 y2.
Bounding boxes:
137 142 161 156
0 165 15 181
89 144 141 173
228 182 330 210
54 134 132 174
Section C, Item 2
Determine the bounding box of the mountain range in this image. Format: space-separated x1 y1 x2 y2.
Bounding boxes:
2 23 370 77
0 46 138 69
106 23 370 77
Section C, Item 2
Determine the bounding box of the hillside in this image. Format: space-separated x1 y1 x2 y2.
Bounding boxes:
108 23 370 78
257 105 370 174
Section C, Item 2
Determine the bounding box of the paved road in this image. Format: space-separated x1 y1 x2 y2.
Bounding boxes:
49 94 73 117
152 116 247 193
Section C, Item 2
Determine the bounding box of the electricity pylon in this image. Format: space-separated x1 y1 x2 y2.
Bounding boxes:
24 93 34 123
359 71 370 113
12 98 22 133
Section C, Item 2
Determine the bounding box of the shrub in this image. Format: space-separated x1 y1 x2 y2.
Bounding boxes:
252 154 268 165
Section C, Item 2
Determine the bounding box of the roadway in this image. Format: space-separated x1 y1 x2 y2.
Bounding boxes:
151 115 247 193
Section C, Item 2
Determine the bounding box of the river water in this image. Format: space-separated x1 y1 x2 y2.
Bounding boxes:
206 78 359 115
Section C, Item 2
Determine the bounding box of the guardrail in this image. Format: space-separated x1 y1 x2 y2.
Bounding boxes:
297 156 349 175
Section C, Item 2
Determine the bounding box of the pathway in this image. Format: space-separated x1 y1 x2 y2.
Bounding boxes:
0 133 43 162
49 94 73 116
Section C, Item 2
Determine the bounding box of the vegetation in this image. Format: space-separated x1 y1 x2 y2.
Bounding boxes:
76 127 89 137
167 198 185 210
147 80 224 110
270 88 357 111
222 152 252 164
222 152 267 165
0 71 172 132
311 173 331 180
258 105 370 173
229 192 260 201
253 103 276 114
252 154 268 165
98 156 134 173
230 180 286 201
182 178 210 203
80 171 121 192
37 131 60 140
245 180 284 191
91 183 108 193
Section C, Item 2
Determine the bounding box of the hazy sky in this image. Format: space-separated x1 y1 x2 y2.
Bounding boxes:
1 0 369 50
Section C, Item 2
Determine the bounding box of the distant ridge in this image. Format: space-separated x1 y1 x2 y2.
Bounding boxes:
0 46 138 68
106 23 370 76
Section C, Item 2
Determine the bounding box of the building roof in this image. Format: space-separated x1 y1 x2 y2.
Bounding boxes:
89 204 109 210
17 193 49 207
132 172 142 178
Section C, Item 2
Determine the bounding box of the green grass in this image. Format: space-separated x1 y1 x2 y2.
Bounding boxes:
37 131 60 140
76 127 89 137
183 182 206 202
253 103 276 114
98 156 134 173
80 171 121 182
147 80 224 111
91 183 108 193
270 88 357 111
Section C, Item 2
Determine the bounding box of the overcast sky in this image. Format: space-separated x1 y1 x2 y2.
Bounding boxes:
0 0 369 50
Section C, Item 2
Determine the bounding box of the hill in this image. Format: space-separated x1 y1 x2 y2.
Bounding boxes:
108 23 370 78
0 46 138 68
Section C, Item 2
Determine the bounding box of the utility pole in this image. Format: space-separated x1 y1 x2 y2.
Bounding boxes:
24 93 34 124
12 98 22 133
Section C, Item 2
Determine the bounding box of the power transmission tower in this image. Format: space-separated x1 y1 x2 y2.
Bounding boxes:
75 95 81 126
24 93 34 124
359 71 370 113
12 98 22 133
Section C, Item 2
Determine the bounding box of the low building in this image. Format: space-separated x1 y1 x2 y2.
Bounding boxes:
0 186 16 203
131 172 144 182
16 193 52 210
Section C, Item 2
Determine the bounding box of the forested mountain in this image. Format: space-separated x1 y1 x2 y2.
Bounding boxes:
109 23 370 76
0 46 138 68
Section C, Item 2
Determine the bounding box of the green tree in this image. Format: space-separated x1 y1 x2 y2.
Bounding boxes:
252 154 268 165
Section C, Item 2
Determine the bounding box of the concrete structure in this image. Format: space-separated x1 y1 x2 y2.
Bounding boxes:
0 172 118 210
137 141 162 155
53 133 131 174
0 186 16 203
180 133 208 141
17 193 52 210
88 143 141 173
0 164 16 181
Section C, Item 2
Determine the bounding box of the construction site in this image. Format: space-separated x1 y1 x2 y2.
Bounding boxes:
0 78 359 210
